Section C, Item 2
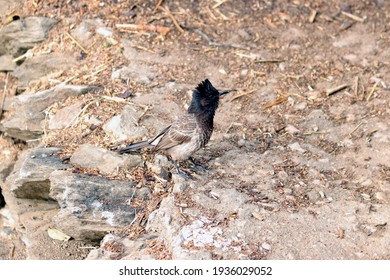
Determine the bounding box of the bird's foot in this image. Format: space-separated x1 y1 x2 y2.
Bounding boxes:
172 168 193 180
171 160 193 179
188 157 208 173
188 162 208 173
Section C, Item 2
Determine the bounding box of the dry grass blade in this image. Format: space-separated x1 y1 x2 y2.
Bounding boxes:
341 11 365 23
366 80 380 101
230 88 257 101
263 94 290 109
64 100 95 129
326 84 350 96
349 121 364 137
116 23 170 36
65 31 88 53
212 0 231 9
135 105 151 126
303 131 327 135
133 45 157 53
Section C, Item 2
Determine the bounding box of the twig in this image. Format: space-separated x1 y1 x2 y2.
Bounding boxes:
354 76 359 98
341 11 365 23
13 49 33 62
365 129 378 142
158 6 184 33
116 23 170 36
326 84 350 96
135 105 151 126
0 72 9 119
153 0 164 13
263 94 290 109
255 59 284 63
65 31 88 53
225 122 243 134
303 131 327 135
83 65 108 80
181 25 250 50
366 80 379 101
308 9 317 23
62 75 77 85
133 45 157 53
349 121 364 137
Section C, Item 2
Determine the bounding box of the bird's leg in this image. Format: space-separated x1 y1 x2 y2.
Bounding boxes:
188 157 208 173
172 160 192 179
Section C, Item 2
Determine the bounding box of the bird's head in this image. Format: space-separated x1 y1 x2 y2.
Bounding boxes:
188 79 234 115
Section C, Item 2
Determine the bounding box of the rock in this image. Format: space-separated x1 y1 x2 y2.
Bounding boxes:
11 53 77 89
261 242 272 251
146 154 172 180
295 102 307 110
86 233 158 260
193 187 250 219
70 143 142 174
49 101 83 130
277 171 289 182
237 29 252 41
374 192 386 201
307 189 322 202
71 19 113 46
0 162 14 183
172 173 191 193
0 55 16 71
6 147 69 200
285 124 300 136
237 139 256 149
302 109 332 131
49 170 139 241
0 84 100 140
103 105 148 142
147 195 212 259
96 26 113 38
83 115 103 126
288 142 306 153
113 65 154 84
0 17 58 57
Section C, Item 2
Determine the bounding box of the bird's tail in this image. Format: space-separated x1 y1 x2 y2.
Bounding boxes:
118 141 151 154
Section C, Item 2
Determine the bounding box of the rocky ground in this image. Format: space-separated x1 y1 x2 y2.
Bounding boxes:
0 0 389 260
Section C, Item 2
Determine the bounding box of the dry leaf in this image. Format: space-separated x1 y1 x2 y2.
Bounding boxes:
47 228 71 241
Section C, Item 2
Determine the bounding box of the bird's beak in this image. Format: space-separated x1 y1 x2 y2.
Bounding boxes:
218 89 236 96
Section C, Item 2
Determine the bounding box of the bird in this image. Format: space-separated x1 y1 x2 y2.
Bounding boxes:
118 79 234 176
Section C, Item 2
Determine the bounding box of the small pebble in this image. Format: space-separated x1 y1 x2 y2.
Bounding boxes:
261 242 272 251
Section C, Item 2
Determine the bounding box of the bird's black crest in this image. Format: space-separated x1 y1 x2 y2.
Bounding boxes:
195 79 219 96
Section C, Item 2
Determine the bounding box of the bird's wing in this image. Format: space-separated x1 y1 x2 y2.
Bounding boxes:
155 114 197 151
